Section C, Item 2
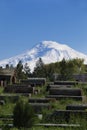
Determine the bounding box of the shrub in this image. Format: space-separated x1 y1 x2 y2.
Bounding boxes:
13 99 35 129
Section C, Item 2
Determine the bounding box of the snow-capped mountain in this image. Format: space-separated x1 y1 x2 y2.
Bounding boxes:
0 41 87 72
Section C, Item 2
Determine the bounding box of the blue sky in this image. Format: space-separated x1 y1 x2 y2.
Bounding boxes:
0 0 87 60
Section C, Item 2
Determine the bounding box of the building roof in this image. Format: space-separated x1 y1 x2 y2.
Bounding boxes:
0 68 15 76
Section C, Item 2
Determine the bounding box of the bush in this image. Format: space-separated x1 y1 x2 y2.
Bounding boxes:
13 99 35 129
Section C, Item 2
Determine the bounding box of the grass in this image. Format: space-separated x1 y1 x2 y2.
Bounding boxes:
2 125 87 130
0 83 87 129
0 87 4 94
0 103 14 115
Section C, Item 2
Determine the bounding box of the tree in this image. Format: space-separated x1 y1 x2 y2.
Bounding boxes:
5 64 9 69
59 58 69 80
24 63 31 78
72 58 85 74
58 58 85 81
15 60 25 81
13 99 36 129
66 60 75 80
33 58 46 77
13 99 24 128
0 66 3 74
45 63 55 81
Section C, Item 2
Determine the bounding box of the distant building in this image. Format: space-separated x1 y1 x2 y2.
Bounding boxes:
0 68 16 86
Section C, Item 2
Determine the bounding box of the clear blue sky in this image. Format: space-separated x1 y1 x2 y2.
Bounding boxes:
0 0 87 60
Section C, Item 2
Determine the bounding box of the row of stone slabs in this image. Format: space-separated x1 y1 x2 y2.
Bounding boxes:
4 85 84 100
29 97 87 123
4 84 41 95
29 81 87 123
4 84 35 94
46 81 86 123
47 80 86 99
4 78 46 94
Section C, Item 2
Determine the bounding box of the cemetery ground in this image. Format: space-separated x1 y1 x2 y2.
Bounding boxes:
0 82 87 129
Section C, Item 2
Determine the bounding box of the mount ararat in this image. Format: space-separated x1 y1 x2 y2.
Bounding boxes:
0 41 87 72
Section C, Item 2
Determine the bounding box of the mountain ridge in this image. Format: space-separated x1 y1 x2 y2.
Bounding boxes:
0 41 87 72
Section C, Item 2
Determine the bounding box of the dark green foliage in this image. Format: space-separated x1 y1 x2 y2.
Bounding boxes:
32 58 85 81
71 58 85 73
15 60 25 81
45 63 55 81
59 58 68 80
23 102 35 128
33 58 46 77
13 99 24 128
59 58 75 80
1 58 85 82
13 99 35 128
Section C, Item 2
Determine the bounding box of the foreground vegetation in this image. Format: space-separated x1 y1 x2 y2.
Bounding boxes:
0 83 87 129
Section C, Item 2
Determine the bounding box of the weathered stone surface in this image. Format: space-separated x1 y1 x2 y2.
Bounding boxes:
46 95 83 100
49 88 82 96
46 110 87 123
54 81 78 85
66 104 87 110
21 78 46 87
4 84 34 94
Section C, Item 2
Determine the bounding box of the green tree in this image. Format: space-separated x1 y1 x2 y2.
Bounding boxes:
59 58 85 81
13 99 24 128
13 99 35 129
59 58 68 80
72 58 85 74
24 63 31 78
66 59 75 80
15 60 25 81
45 63 54 81
33 58 46 77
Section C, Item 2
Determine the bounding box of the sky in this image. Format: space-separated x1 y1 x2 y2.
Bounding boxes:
0 0 87 60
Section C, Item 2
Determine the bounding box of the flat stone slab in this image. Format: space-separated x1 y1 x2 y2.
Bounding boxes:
35 123 80 127
49 88 82 96
46 95 83 100
45 110 87 123
66 104 87 110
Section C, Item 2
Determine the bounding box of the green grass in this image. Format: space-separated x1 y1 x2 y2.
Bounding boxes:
0 83 87 129
0 87 4 94
3 125 87 130
0 103 14 115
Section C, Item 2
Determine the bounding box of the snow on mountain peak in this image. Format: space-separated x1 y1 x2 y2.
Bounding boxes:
0 41 87 72
37 41 67 50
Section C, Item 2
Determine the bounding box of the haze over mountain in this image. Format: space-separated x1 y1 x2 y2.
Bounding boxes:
0 41 87 72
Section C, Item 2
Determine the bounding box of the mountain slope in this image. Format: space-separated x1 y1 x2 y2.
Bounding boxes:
0 41 87 72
